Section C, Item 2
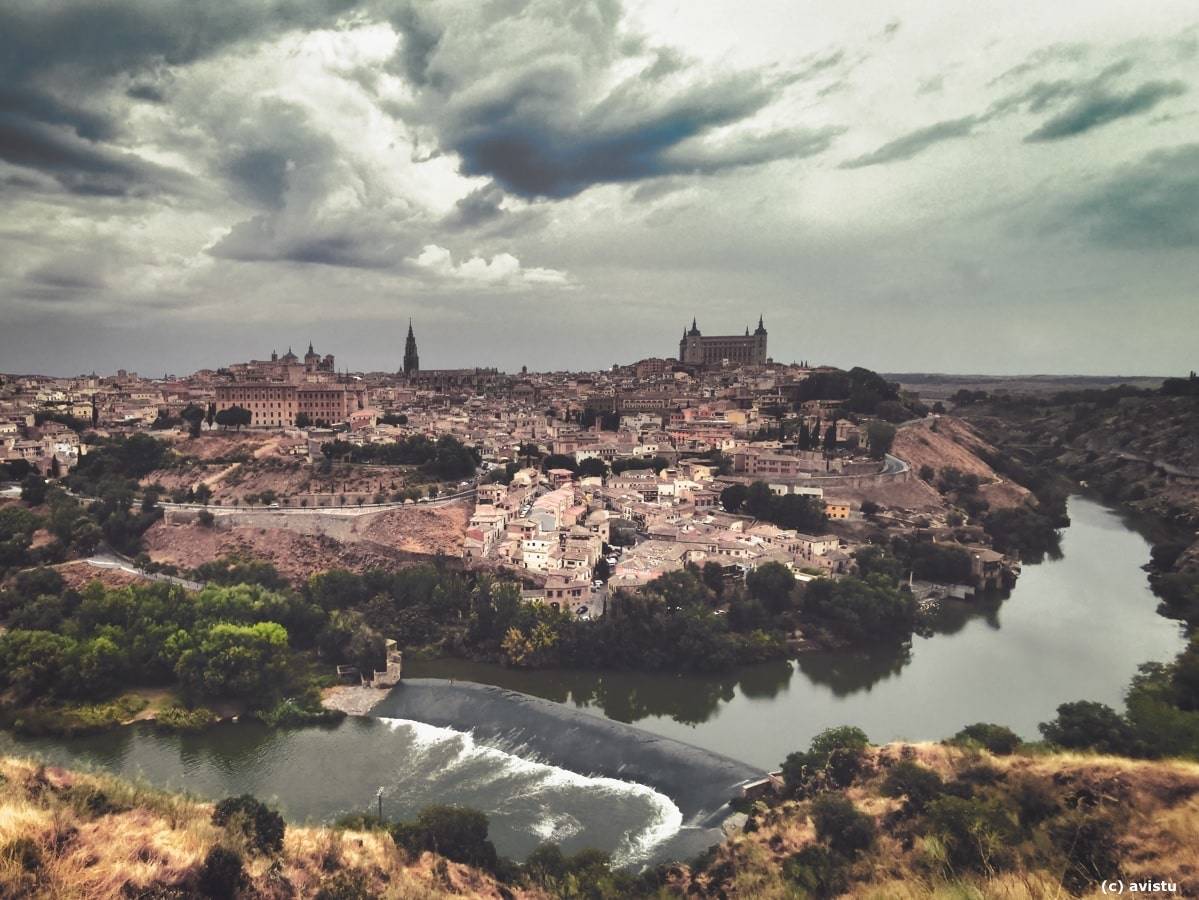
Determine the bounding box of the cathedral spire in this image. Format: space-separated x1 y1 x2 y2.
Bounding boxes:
403 319 420 376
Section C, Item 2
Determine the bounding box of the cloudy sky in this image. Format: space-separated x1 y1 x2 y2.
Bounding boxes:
2 0 1196 377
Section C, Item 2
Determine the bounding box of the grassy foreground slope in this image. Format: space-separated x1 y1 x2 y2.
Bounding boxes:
680 743 1199 899
3 743 1199 899
0 757 525 900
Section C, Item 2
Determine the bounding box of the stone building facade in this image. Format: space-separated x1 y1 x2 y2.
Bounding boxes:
678 317 767 367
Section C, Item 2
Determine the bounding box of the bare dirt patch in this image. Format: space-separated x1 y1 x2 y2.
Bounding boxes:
895 416 1030 510
360 502 469 555
143 502 468 584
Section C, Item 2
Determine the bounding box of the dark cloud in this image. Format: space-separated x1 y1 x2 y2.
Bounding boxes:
444 182 507 229
1024 80 1187 141
207 209 419 269
843 53 1190 168
0 0 352 84
211 98 340 212
444 67 827 197
16 255 111 304
0 110 189 196
840 115 979 168
386 2 833 199
0 0 352 196
1062 143 1199 248
126 83 167 103
385 2 444 88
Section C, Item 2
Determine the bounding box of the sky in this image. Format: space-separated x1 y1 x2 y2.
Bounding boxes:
1 0 1197 377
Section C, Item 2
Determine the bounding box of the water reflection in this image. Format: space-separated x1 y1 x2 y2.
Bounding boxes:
923 592 1006 635
791 643 912 696
404 658 794 726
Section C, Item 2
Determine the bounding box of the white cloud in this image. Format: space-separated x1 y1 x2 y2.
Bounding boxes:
410 244 572 286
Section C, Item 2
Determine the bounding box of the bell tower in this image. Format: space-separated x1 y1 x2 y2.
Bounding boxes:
403 320 420 376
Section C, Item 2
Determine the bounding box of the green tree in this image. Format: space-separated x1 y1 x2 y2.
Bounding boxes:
781 726 870 792
950 722 1022 755
215 406 252 431
577 457 608 478
0 630 78 702
180 403 206 438
20 474 47 505
865 421 896 459
720 483 748 513
183 622 290 700
744 481 775 520
1039 701 1138 755
746 561 795 615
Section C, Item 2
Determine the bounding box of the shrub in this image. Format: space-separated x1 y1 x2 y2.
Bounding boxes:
197 846 245 899
390 805 499 872
1011 775 1059 830
879 761 944 813
1039 701 1139 755
62 784 121 818
810 794 876 858
2 836 42 872
924 795 1017 873
951 722 1022 755
155 703 216 732
781 727 870 792
315 870 372 900
1049 813 1122 896
782 844 849 898
212 794 285 855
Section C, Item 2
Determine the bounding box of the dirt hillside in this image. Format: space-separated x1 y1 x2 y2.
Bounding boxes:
894 417 1030 509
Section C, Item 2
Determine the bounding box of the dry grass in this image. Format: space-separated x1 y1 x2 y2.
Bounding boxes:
0 757 542 899
674 742 1199 899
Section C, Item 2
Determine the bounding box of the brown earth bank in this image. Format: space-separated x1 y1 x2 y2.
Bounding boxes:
52 561 153 593
144 457 422 505
893 417 1031 511
143 503 467 585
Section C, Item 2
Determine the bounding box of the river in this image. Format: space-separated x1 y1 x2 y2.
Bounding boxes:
0 495 1186 863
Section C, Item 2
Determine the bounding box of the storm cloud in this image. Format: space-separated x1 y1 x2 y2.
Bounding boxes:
0 0 1196 377
384 0 837 198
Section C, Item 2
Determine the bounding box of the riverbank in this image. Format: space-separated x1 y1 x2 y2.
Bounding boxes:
320 682 390 716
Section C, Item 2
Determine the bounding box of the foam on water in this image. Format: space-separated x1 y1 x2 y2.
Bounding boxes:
377 716 683 864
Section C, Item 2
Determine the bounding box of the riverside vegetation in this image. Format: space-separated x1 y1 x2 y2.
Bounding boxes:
0 553 922 734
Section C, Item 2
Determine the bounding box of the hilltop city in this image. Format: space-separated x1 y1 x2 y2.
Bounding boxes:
2 318 1021 614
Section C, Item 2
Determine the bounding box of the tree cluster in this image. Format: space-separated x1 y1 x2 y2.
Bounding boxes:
322 435 478 480
720 481 828 532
